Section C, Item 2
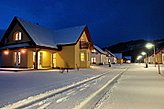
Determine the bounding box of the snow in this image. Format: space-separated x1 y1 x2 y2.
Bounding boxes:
25 66 125 109
94 45 107 55
95 64 164 109
0 65 112 107
17 17 86 49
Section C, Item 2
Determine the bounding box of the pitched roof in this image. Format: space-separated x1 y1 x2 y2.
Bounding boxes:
94 45 107 55
1 17 90 49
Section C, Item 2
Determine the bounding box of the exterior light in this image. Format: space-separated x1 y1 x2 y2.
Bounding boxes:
4 50 9 55
145 43 154 49
21 49 26 54
145 42 156 67
141 52 146 56
137 55 142 60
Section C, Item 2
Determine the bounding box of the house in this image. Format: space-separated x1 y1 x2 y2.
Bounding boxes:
105 49 117 64
147 46 164 64
114 53 123 64
90 45 109 65
0 17 93 69
123 56 132 63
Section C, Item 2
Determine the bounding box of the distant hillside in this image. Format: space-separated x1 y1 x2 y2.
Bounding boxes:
104 39 164 62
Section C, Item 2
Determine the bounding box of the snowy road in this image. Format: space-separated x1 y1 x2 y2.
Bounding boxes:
0 65 126 108
24 68 125 109
95 64 164 109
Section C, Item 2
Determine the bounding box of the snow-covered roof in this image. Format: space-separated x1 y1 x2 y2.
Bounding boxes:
114 53 122 58
16 17 86 48
94 45 106 55
0 43 30 49
124 56 132 60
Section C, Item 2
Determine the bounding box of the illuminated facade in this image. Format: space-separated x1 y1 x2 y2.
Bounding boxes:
90 45 109 65
0 17 93 69
147 47 164 64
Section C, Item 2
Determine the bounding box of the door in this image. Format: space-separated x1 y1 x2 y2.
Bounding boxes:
38 52 43 69
14 51 21 67
52 53 56 68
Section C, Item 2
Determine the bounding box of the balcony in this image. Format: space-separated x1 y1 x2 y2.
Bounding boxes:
80 41 90 49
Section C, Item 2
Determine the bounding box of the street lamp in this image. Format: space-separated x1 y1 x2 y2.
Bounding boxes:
136 55 142 63
145 43 156 67
141 51 148 68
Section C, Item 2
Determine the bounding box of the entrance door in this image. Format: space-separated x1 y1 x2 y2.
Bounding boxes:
38 52 43 69
14 51 21 67
52 53 56 68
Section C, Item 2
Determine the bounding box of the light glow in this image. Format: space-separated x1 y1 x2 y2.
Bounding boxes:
4 50 9 55
21 49 26 54
145 43 154 49
137 55 142 60
141 52 146 56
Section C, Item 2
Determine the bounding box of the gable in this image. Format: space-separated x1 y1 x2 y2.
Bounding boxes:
79 31 89 42
3 23 31 45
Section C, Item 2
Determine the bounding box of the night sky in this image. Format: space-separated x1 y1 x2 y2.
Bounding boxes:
0 0 164 47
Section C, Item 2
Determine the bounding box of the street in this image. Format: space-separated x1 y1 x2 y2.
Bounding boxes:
95 64 164 109
0 64 164 109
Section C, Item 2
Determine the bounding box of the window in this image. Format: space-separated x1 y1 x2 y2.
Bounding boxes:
80 52 85 62
14 31 22 41
91 49 96 53
88 53 90 61
14 51 21 66
91 57 96 63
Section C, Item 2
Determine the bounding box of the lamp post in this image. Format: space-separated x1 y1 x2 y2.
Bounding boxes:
137 55 142 63
141 51 148 68
145 43 156 67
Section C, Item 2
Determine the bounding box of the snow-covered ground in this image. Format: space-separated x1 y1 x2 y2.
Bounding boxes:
95 64 164 109
0 65 123 107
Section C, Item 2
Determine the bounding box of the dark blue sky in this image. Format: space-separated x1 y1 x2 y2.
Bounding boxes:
0 0 164 47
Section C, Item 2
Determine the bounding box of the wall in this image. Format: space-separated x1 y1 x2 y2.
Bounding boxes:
1 50 13 67
27 50 33 68
1 49 28 68
56 31 91 69
40 51 52 68
56 45 75 68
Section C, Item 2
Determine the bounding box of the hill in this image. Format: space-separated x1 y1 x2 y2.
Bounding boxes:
104 39 164 62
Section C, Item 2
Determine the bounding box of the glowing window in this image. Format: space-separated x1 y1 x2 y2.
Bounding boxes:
91 49 96 53
91 57 96 63
80 52 85 62
14 51 21 65
14 32 22 41
18 52 21 64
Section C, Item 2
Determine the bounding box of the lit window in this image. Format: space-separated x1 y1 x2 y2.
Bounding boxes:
91 57 96 63
14 32 22 41
18 52 21 64
14 51 21 65
80 52 85 62
91 49 96 53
